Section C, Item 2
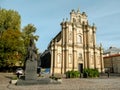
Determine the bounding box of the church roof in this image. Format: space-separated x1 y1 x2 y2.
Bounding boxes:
104 54 120 58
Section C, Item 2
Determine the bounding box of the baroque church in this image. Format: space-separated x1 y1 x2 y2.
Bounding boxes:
41 9 104 75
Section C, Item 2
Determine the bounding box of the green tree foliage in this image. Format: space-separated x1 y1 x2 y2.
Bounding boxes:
0 29 25 68
0 8 21 32
22 24 39 52
83 68 99 78
0 8 22 69
66 70 80 78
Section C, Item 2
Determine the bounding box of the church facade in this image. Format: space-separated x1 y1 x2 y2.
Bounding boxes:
48 9 104 74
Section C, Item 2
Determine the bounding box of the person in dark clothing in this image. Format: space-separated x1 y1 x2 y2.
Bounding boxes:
107 72 110 78
107 69 110 78
17 73 20 78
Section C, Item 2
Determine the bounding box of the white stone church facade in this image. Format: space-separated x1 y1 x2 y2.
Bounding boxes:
48 9 104 74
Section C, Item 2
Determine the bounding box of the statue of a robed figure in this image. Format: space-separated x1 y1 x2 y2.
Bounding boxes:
25 37 37 80
26 38 37 61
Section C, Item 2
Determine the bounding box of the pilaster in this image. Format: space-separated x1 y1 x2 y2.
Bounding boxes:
94 51 97 69
100 45 104 72
72 23 76 70
50 46 54 75
82 22 87 69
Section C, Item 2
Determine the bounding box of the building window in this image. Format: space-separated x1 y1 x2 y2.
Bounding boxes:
73 18 76 22
78 53 82 61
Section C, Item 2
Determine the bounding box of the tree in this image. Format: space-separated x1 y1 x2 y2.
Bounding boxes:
22 24 39 48
0 29 25 68
0 8 22 69
0 8 21 37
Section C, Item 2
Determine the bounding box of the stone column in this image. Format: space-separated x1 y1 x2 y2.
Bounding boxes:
84 50 87 69
61 48 64 74
72 24 75 70
93 32 96 69
100 45 104 72
94 51 96 69
64 22 69 73
50 46 54 75
92 24 96 45
82 22 87 69
92 24 97 69
86 24 90 68
65 49 68 72
87 51 90 68
61 23 65 74
54 40 57 71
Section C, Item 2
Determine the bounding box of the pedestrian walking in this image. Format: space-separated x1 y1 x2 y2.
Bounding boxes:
107 72 110 78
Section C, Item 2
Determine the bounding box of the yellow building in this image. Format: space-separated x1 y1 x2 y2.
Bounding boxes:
103 47 120 73
47 9 104 74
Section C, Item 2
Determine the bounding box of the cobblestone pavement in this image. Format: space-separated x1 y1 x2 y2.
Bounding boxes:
0 73 120 90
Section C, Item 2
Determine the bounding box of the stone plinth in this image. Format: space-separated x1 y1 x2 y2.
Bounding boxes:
25 60 37 80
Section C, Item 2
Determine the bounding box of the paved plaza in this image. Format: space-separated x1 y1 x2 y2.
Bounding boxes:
0 73 120 90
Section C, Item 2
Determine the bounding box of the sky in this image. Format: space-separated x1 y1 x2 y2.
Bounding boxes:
0 0 120 52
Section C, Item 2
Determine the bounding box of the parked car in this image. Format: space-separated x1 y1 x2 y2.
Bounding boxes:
16 68 23 75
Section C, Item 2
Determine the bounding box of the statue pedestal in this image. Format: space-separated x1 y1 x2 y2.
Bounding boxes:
25 60 37 80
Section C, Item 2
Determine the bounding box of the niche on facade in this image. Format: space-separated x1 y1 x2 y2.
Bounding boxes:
73 18 76 22
77 34 82 44
78 53 83 61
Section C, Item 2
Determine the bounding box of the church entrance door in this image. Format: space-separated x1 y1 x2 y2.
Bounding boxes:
78 63 83 73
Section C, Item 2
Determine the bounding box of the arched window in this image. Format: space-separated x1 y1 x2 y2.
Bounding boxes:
78 53 82 61
73 18 76 22
79 16 81 23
